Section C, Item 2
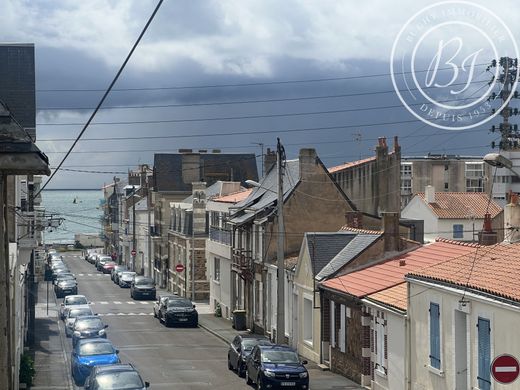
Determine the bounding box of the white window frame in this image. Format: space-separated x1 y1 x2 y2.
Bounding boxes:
303 295 313 345
213 257 220 283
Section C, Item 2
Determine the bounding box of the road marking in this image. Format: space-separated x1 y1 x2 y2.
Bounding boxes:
139 301 149 305
99 301 109 304
113 301 122 304
127 301 136 305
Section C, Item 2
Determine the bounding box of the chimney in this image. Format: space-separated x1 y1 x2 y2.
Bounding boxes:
376 137 388 156
478 212 498 245
345 211 363 229
192 182 207 235
425 185 435 203
299 148 317 180
264 148 276 175
393 136 400 154
504 193 520 243
382 212 401 252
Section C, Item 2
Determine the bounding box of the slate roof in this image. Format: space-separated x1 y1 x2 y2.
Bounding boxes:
407 242 520 304
153 153 258 193
228 159 300 224
305 232 358 277
321 239 479 298
316 233 381 281
415 192 502 219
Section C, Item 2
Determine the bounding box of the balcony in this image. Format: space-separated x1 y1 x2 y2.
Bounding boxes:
232 248 253 281
209 227 231 245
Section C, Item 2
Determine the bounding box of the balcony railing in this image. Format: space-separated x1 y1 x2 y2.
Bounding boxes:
209 227 231 245
232 248 253 281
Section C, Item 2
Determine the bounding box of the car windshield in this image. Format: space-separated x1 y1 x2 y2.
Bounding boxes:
135 279 153 286
69 309 93 318
121 272 135 279
65 296 87 305
58 280 75 286
167 299 191 307
79 342 115 356
105 262 116 266
57 275 75 281
261 350 300 363
242 339 270 351
94 371 144 389
75 318 103 330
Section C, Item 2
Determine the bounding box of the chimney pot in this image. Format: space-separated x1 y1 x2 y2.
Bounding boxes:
399 259 406 266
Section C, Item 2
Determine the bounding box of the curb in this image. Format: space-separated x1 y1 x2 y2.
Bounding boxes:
198 321 232 344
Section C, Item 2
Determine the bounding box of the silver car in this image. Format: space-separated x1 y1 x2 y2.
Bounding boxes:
65 305 94 337
60 295 90 321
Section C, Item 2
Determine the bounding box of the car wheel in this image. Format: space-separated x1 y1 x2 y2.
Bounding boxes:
227 355 233 370
246 369 253 385
238 363 245 377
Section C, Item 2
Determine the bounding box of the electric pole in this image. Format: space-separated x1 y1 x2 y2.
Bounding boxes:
276 138 286 345
490 57 519 150
132 185 136 272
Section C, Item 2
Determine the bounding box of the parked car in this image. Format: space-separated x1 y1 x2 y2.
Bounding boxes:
153 293 179 319
118 271 136 288
111 265 127 282
51 267 71 282
159 297 198 327
59 295 89 320
72 315 108 347
87 253 98 265
130 276 156 300
245 345 309 389
53 273 76 286
95 255 112 271
228 335 272 377
54 279 78 298
71 338 120 385
84 363 150 390
101 261 117 274
65 306 94 337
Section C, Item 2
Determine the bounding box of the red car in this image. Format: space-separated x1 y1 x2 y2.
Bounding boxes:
102 261 118 274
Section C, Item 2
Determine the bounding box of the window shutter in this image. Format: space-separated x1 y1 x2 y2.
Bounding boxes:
477 318 491 390
429 303 441 369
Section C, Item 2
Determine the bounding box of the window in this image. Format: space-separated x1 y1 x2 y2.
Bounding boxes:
453 224 464 239
477 317 491 390
401 178 412 195
466 162 484 192
429 302 441 369
400 163 412 177
375 318 386 374
213 257 220 282
303 297 313 344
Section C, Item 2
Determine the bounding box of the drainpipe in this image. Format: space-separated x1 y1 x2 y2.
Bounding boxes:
406 284 411 390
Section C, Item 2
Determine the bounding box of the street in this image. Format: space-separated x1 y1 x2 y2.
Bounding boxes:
58 253 249 390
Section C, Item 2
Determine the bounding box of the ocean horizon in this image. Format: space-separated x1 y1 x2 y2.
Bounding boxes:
41 189 104 244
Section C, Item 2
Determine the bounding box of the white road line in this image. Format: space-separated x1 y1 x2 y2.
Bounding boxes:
87 274 93 276
99 301 109 304
127 301 136 305
113 301 122 304
139 301 149 305
78 274 85 276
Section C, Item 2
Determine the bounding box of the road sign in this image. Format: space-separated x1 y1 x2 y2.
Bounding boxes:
492 354 520 384
131 249 136 257
175 264 185 273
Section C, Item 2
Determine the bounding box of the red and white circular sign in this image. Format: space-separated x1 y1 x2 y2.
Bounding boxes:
131 249 136 257
175 264 185 273
492 354 520 384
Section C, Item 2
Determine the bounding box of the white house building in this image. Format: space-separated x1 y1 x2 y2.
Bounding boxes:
401 186 503 242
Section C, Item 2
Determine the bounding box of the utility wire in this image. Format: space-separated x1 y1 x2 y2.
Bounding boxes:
35 0 164 197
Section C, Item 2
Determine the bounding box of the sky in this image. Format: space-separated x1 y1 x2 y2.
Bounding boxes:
2 0 519 189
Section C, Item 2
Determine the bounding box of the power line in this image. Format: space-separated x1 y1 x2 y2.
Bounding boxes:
36 0 164 196
33 63 488 93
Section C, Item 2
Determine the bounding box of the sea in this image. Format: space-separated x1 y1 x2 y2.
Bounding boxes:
41 189 104 244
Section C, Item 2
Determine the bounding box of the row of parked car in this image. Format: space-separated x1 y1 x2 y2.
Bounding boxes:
47 250 150 389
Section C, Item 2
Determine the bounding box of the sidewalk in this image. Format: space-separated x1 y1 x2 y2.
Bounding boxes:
30 280 73 389
197 313 365 390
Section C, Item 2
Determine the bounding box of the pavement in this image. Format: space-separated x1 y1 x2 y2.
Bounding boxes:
29 252 364 390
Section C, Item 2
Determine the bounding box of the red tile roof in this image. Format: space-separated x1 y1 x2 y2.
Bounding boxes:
321 239 479 298
339 226 383 234
408 242 520 303
213 188 252 203
366 282 407 311
328 157 376 173
416 192 502 219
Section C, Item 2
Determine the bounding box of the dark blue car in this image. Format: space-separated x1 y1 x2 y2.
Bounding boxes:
71 338 120 385
245 345 309 390
72 315 108 347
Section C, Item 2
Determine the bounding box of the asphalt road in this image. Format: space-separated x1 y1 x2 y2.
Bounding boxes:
58 253 250 390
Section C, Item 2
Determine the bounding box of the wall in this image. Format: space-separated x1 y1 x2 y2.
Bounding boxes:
401 197 439 243
408 279 520 390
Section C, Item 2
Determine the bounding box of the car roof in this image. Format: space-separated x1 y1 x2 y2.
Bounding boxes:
135 276 153 281
92 363 136 374
77 338 113 346
64 294 87 300
258 344 296 352
75 315 100 321
158 294 177 299
239 334 270 340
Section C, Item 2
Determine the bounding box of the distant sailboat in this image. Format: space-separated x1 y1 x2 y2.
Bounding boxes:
73 197 77 204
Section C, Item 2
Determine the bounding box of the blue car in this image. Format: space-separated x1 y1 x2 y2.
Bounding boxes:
245 345 309 390
71 339 120 385
84 363 150 390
